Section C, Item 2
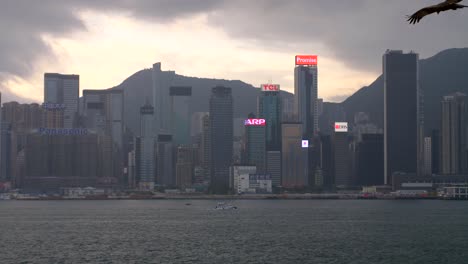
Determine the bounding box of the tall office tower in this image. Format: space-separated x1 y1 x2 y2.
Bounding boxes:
355 134 384 186
423 137 432 176
431 130 440 174
383 50 421 184
281 123 308 189
156 134 174 187
44 73 79 128
266 151 281 188
200 113 211 185
82 89 124 148
175 146 194 190
127 150 136 189
258 84 282 151
440 93 467 175
209 86 233 194
245 114 266 173
333 122 351 187
281 96 295 122
153 63 176 134
170 86 192 146
136 103 156 191
294 55 318 137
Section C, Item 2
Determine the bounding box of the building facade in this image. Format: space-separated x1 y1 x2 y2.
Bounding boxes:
383 50 421 184
44 73 79 128
209 86 233 194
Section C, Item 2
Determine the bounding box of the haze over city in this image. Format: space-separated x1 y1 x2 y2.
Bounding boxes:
2 1 468 263
1 0 467 103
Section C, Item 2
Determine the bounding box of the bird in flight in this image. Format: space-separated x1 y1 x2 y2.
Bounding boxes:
407 0 467 24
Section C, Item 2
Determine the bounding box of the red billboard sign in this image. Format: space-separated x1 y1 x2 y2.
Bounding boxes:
261 84 280 92
244 119 266 126
295 55 318 66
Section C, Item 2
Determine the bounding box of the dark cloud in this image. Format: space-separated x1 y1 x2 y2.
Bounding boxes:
1 0 467 102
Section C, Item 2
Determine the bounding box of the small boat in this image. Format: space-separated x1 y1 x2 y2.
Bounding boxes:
214 202 237 210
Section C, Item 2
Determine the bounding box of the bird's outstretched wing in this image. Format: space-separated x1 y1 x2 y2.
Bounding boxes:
407 0 466 24
407 6 439 24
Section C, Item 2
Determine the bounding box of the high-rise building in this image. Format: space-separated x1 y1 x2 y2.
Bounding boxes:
199 113 211 185
153 63 176 134
423 137 432 176
294 55 318 137
258 85 282 151
136 103 156 191
266 150 281 188
170 86 192 146
281 123 308 189
156 134 174 187
383 50 421 184
333 122 351 187
209 86 233 194
440 93 467 175
175 145 194 190
245 113 266 174
82 89 124 148
355 134 384 186
431 130 440 174
21 132 99 191
44 73 79 128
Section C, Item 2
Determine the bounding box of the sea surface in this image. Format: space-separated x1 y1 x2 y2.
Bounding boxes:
1 200 467 264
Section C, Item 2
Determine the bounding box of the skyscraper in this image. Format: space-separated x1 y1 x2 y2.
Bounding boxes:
258 84 282 151
209 86 233 194
170 86 192 146
200 113 211 185
281 123 308 189
383 50 420 184
136 103 155 191
175 145 194 190
423 137 432 176
333 122 351 187
156 134 174 187
82 89 124 148
294 55 318 137
44 73 79 128
153 63 176 134
245 113 266 174
440 93 467 175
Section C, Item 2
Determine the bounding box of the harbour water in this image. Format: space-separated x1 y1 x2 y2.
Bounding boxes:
1 200 467 263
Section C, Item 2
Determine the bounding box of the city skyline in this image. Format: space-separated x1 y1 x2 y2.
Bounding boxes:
1 1 468 103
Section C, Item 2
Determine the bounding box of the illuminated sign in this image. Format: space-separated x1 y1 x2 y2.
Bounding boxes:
261 84 280 92
38 128 89 135
244 119 266 126
302 140 309 148
42 103 66 110
334 122 348 132
295 55 318 66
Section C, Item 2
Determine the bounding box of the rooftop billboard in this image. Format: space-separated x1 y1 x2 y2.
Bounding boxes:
295 55 318 66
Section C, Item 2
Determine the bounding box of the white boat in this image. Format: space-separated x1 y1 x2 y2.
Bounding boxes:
214 202 237 210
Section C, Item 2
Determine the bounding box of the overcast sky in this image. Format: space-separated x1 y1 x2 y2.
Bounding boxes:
0 0 467 103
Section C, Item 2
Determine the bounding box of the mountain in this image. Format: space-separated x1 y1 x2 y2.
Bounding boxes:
108 68 293 135
342 48 468 134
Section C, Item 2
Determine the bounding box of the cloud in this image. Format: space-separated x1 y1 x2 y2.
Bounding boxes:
1 0 468 102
